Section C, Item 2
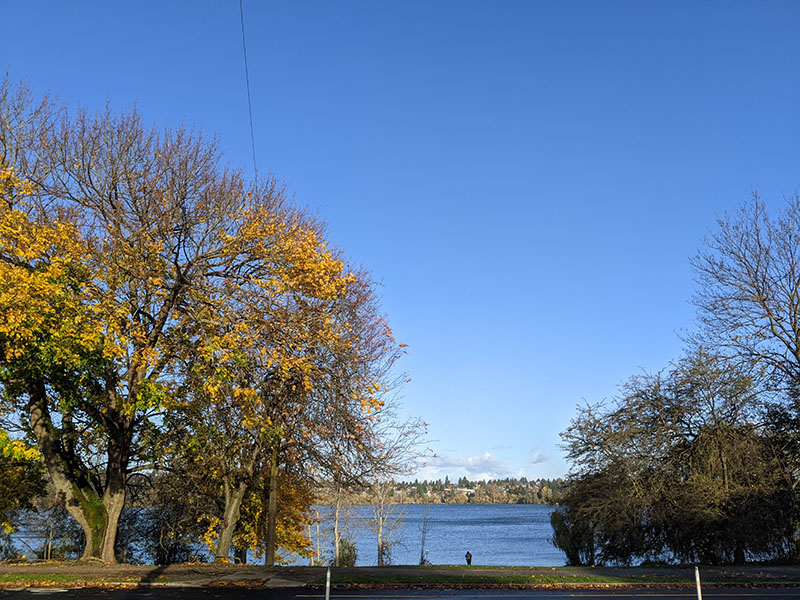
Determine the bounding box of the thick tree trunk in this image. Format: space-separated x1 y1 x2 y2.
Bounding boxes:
100 428 129 562
215 446 260 563
27 379 129 562
264 445 279 566
70 486 106 560
216 477 248 562
99 490 125 562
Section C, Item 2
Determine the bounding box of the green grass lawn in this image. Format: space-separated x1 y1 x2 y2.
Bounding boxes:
310 565 793 586
0 573 171 585
1 564 794 588
319 573 684 585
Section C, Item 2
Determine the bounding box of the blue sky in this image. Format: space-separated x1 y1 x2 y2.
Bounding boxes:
3 1 799 481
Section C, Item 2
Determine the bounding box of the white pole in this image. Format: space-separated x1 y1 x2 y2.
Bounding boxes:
694 566 702 600
325 567 331 600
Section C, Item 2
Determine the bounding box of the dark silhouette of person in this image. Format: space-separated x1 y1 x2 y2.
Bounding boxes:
465 551 472 565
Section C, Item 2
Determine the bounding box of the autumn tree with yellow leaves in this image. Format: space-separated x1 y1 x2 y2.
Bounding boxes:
0 79 420 563
174 222 419 564
0 429 46 538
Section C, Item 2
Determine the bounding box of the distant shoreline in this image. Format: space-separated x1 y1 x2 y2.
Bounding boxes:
316 477 566 506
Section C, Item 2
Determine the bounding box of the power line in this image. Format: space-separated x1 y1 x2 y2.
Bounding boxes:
239 0 258 181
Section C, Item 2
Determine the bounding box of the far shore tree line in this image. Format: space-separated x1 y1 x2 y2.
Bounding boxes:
0 80 425 566
552 194 800 567
368 477 566 505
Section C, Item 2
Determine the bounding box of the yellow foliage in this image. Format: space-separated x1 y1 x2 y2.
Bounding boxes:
0 210 112 367
233 469 315 563
0 165 34 203
0 430 41 462
0 165 123 375
198 515 222 553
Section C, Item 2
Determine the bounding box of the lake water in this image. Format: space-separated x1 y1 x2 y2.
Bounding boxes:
306 503 566 567
6 503 567 566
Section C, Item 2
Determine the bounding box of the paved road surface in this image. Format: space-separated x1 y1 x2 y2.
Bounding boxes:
3 588 800 600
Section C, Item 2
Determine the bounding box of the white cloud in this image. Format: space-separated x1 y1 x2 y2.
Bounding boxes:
530 450 550 465
410 452 511 481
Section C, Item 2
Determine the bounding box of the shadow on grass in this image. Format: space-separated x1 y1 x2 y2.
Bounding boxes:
139 563 169 584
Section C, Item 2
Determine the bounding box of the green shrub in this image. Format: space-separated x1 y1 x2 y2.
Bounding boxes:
337 537 357 567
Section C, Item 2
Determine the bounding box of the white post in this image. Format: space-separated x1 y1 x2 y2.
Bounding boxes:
325 566 331 600
694 566 702 600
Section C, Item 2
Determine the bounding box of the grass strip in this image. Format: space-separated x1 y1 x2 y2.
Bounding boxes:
319 574 690 585
312 567 793 586
0 573 170 584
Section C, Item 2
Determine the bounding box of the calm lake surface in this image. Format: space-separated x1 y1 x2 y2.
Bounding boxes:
306 503 566 567
7 504 566 566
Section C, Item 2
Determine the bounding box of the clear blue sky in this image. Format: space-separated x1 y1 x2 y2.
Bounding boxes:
3 0 799 481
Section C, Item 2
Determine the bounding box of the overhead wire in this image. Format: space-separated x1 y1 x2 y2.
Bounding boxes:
239 0 258 181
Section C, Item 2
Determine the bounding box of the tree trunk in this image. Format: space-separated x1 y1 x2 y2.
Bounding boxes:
734 542 746 565
27 379 130 563
100 428 129 563
333 501 341 567
100 490 125 562
216 477 249 562
315 519 321 566
264 444 279 566
419 505 430 565
376 517 384 567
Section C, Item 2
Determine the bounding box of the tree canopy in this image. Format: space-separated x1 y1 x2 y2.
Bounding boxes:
553 194 800 566
0 79 420 563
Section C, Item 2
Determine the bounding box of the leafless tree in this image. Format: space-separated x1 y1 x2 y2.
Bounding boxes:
367 480 406 566
419 503 431 565
692 193 800 387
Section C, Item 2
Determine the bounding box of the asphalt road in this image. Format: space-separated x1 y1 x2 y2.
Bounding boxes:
3 588 800 600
